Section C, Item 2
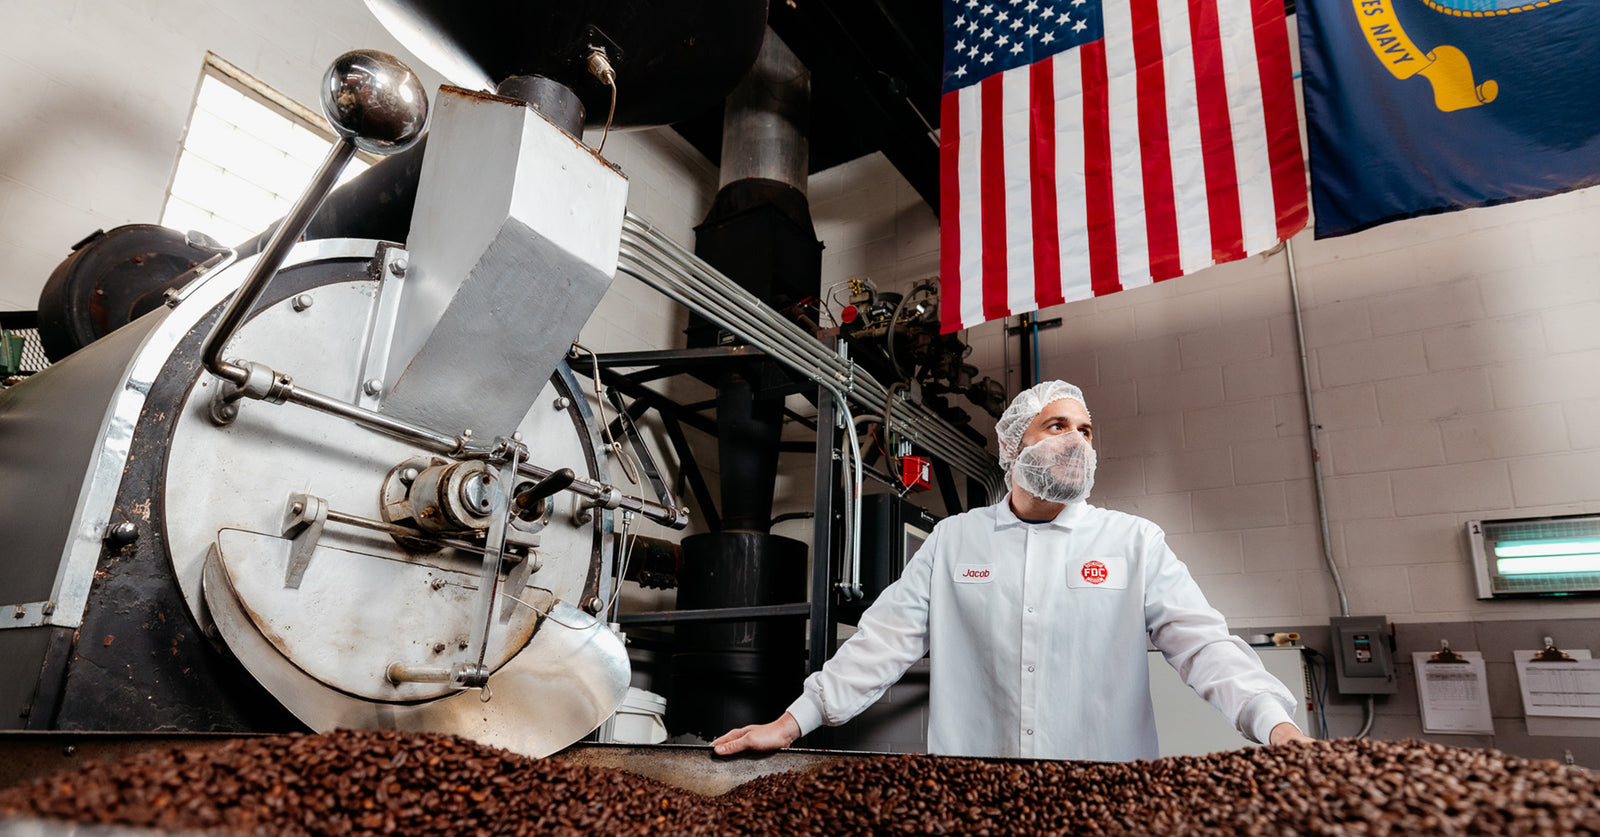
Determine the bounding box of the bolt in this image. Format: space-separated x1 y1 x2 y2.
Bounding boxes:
290 502 304 516
582 596 604 615
42 602 55 616
106 520 138 545
12 606 24 619
389 257 408 276
363 379 383 396
512 431 523 441
462 429 474 438
554 396 571 410
430 577 445 590
291 294 314 312
432 642 446 654
458 639 469 649
401 468 419 484
61 745 75 757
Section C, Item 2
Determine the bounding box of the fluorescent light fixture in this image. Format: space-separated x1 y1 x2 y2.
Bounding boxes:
1496 554 1600 575
1494 537 1600 558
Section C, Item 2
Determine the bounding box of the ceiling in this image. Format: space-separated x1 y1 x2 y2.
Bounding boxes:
670 0 944 214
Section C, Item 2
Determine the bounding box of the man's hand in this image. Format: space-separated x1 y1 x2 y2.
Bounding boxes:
712 712 802 755
1269 722 1314 746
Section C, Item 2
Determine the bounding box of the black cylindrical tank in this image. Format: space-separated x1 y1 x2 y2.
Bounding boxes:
669 532 807 739
35 225 220 362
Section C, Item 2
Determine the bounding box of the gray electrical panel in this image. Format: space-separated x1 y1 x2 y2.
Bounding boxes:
1330 615 1397 694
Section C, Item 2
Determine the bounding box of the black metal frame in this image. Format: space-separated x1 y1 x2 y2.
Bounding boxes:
572 347 841 678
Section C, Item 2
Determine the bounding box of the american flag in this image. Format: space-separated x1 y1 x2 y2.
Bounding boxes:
938 0 1308 333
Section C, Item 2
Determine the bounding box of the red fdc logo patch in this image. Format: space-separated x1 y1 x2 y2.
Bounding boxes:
1081 561 1108 585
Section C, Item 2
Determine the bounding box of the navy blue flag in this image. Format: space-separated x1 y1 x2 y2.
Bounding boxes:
1297 0 1600 237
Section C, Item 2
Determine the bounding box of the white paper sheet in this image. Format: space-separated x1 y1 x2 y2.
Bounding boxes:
1412 651 1493 735
1515 648 1600 719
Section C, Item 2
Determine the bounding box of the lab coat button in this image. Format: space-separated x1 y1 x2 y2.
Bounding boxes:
1025 729 1033 735
1027 665 1035 672
1026 607 1035 613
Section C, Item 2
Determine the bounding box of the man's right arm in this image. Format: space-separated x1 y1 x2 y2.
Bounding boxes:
710 526 941 754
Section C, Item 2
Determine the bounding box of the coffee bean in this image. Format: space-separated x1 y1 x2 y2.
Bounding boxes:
1 733 1595 834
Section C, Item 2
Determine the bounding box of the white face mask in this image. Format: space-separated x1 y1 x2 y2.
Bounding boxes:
1010 431 1096 504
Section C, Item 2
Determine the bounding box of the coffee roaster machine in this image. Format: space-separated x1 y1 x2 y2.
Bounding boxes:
0 0 1003 762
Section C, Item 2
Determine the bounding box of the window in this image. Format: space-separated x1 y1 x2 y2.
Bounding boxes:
162 54 371 245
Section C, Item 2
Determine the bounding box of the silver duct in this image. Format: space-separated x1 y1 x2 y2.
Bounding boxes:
718 30 810 193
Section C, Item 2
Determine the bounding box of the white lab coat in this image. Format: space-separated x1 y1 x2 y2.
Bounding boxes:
785 496 1297 761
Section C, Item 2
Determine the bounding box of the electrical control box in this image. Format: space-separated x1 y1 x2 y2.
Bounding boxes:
1330 615 1397 694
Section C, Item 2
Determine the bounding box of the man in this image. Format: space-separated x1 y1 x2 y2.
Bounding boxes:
713 380 1312 760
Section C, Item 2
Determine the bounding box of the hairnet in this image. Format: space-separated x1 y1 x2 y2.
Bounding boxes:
995 380 1089 471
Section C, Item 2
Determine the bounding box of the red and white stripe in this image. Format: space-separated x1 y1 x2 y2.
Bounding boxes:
938 0 1308 333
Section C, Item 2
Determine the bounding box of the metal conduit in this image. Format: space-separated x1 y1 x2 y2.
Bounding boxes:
618 213 1004 498
614 233 1000 489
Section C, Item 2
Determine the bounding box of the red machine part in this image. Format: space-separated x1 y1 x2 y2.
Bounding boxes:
900 455 931 492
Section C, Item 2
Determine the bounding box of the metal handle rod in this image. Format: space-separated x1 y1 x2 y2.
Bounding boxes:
467 448 521 675
514 460 687 527
221 364 689 528
202 141 358 384
297 376 687 526
322 508 495 556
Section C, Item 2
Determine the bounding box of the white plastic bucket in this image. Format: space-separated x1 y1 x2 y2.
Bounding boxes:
602 687 668 744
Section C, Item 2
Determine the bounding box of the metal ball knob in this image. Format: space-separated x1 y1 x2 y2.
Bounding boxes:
320 49 428 156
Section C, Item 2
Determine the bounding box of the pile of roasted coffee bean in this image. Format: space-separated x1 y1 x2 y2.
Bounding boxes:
2 729 1596 835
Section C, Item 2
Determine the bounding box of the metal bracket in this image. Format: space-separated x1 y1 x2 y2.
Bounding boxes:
0 600 59 629
355 244 409 409
500 549 543 624
283 493 329 589
1005 316 1063 335
604 387 675 509
461 437 523 690
575 484 623 524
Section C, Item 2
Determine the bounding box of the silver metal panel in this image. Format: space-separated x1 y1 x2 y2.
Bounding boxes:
379 87 629 437
0 240 378 630
0 315 162 607
163 276 599 634
204 548 629 758
1468 519 1494 600
164 262 618 750
213 528 541 701
355 246 410 410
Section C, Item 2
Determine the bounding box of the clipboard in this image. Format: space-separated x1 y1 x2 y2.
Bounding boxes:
1412 641 1492 734
1515 638 1600 721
